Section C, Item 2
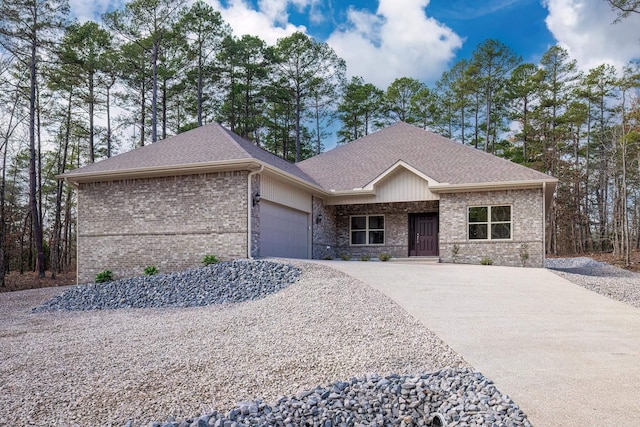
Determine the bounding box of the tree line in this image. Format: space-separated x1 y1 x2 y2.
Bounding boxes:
0 0 638 286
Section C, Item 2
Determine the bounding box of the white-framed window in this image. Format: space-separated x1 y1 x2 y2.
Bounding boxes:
468 205 512 240
350 215 385 245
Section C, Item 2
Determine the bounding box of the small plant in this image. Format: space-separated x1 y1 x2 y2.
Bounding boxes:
202 255 219 266
451 244 460 263
359 254 371 261
144 265 159 276
322 254 334 260
519 244 530 267
378 253 392 261
339 253 350 261
480 256 493 266
95 270 113 283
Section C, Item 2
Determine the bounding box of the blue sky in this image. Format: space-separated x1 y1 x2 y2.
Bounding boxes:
71 0 639 88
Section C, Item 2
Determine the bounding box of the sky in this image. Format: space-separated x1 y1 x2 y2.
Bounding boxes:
70 0 640 89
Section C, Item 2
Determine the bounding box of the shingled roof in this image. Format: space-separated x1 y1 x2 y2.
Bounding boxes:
61 122 318 186
296 122 556 192
62 122 556 197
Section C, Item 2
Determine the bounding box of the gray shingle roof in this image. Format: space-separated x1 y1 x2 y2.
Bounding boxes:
62 122 556 193
61 123 318 185
296 122 556 191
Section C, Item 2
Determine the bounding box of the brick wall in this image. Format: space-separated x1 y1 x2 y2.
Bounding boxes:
311 196 337 259
329 201 438 259
77 171 249 283
438 189 544 267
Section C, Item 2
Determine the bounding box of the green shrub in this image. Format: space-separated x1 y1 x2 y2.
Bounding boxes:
378 253 392 261
451 244 460 263
480 256 493 266
202 255 219 266
144 265 159 276
359 254 371 261
322 255 334 260
339 253 350 261
95 270 113 283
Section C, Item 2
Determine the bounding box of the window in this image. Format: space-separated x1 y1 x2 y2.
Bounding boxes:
350 215 384 245
468 205 511 240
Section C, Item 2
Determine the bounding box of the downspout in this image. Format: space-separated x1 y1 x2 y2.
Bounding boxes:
247 165 264 259
542 182 546 267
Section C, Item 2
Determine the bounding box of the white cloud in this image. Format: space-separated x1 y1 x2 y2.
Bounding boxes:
326 0 463 88
205 0 308 45
69 0 115 22
69 0 462 88
543 0 640 72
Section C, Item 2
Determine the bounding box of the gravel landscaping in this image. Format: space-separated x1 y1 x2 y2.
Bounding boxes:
33 260 300 312
545 257 640 309
0 260 533 427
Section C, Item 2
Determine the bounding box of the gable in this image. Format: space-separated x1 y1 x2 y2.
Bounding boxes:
325 164 438 206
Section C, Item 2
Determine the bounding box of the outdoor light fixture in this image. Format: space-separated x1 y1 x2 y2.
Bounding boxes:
316 212 323 224
252 192 261 206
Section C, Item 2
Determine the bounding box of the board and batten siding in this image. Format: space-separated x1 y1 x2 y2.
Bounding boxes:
260 174 312 212
325 167 438 206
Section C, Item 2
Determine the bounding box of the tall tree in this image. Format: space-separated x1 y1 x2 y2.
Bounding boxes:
219 35 270 141
177 0 230 128
410 86 439 130
104 0 187 143
506 63 542 163
470 39 521 152
384 77 426 123
436 59 476 145
271 32 345 162
0 0 69 277
60 22 112 163
337 76 383 143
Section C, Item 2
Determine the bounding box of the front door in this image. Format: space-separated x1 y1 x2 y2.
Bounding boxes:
409 213 438 256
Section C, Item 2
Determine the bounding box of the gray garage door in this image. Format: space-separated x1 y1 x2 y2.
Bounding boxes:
260 200 309 258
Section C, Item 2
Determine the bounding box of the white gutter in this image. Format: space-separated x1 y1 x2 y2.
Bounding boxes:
247 165 264 259
428 178 558 193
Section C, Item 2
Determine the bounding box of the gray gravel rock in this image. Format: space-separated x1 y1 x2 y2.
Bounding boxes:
145 369 531 427
545 256 635 277
546 257 640 309
33 260 300 312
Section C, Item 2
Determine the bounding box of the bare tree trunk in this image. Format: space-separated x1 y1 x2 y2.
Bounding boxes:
51 89 73 278
88 71 95 162
106 82 112 157
0 91 21 286
29 28 45 277
151 41 160 143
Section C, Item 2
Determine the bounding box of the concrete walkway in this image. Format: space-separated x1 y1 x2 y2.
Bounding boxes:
313 261 640 426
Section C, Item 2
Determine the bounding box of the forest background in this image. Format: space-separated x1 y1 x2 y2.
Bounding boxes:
0 0 639 287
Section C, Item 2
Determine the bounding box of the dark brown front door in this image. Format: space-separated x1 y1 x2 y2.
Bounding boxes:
409 213 438 256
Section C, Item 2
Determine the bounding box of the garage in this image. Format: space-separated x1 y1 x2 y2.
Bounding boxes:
259 200 309 258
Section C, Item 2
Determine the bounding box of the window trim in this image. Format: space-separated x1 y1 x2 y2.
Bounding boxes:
467 205 512 241
350 214 385 246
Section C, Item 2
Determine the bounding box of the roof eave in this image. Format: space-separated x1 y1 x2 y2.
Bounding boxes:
60 159 329 197
428 178 558 193
59 160 263 186
260 164 328 196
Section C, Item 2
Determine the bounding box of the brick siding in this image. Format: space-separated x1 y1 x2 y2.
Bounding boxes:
77 171 249 283
438 189 544 267
327 201 438 260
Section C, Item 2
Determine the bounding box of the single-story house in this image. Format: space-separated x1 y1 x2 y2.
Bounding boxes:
61 122 557 283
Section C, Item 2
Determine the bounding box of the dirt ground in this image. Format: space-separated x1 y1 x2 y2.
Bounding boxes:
0 270 76 293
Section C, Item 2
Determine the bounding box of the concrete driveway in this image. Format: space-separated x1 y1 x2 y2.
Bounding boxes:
314 261 640 427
